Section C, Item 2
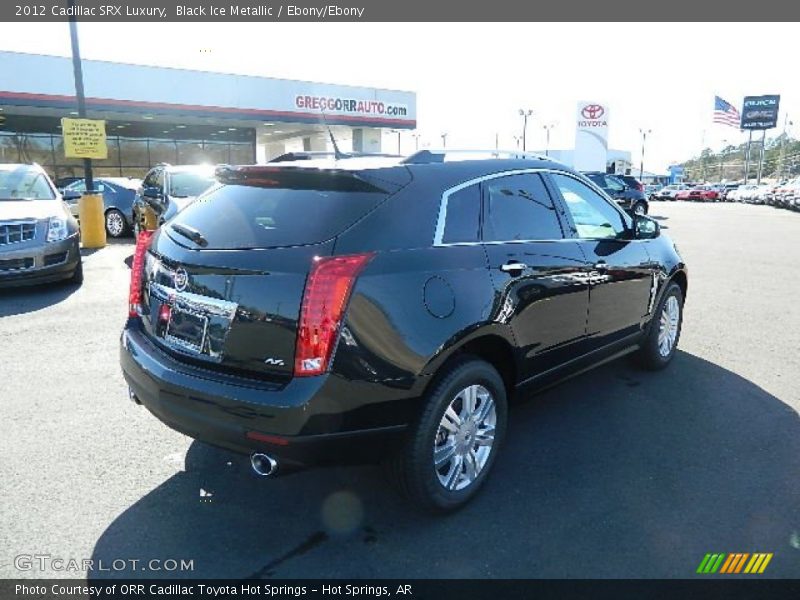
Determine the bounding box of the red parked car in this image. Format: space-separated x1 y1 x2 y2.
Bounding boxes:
676 186 720 202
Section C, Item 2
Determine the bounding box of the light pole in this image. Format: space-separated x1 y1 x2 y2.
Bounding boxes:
542 123 556 156
412 133 420 151
67 0 93 192
779 115 793 180
638 128 651 181
519 109 533 151
440 132 448 148
513 135 521 150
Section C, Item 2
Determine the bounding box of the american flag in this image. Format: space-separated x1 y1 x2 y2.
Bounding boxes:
713 96 741 128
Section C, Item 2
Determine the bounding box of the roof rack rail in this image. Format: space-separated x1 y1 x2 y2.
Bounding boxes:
402 149 552 165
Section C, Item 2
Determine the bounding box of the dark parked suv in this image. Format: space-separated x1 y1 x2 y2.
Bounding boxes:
132 164 217 234
120 151 687 512
583 172 649 216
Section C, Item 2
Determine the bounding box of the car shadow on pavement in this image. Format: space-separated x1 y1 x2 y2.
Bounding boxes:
90 351 800 579
0 281 79 318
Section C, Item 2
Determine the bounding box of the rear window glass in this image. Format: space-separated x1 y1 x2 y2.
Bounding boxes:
169 183 388 249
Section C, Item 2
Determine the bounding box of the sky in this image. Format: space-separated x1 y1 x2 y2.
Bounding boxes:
0 21 798 172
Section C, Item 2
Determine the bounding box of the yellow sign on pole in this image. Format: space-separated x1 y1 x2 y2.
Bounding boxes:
61 117 108 159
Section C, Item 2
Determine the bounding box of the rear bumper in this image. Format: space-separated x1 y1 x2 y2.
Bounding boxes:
0 234 80 288
120 322 412 470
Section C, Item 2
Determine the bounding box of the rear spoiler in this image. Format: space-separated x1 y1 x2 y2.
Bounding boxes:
215 165 408 194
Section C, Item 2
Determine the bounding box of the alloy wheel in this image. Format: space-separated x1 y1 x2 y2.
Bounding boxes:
106 211 125 237
433 384 496 491
657 295 680 357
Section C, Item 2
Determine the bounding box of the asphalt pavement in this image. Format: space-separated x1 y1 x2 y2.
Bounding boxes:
1 202 798 579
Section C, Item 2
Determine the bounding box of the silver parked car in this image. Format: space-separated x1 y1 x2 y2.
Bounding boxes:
0 164 82 287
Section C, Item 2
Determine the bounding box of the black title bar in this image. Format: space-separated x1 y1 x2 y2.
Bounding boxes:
3 580 800 600
2 0 800 21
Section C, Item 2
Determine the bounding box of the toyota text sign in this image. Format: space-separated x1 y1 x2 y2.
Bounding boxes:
740 95 780 130
574 101 609 172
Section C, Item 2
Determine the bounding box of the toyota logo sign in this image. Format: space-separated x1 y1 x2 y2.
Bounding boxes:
581 104 605 120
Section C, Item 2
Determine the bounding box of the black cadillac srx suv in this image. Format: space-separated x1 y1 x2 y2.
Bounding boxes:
120 151 687 512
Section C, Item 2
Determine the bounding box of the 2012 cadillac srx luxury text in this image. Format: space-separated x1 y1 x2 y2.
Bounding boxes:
120 151 687 512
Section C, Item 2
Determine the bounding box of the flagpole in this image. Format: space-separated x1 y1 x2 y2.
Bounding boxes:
756 130 767 185
744 130 752 184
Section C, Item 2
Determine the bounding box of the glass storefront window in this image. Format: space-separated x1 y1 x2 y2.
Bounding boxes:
202 141 229 164
1 126 254 180
118 138 149 170
148 140 177 165
0 133 21 163
230 143 253 165
18 134 53 165
177 141 207 164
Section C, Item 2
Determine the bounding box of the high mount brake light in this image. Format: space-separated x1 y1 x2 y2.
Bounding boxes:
129 230 154 318
294 253 374 377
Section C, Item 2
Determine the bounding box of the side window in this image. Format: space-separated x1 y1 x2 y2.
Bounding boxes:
155 170 165 192
66 180 87 193
142 169 159 189
604 175 626 191
550 173 628 239
587 174 605 189
442 184 480 243
483 173 564 242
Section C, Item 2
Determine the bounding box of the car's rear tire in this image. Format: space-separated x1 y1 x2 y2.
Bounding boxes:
634 281 683 370
105 209 128 238
387 357 508 513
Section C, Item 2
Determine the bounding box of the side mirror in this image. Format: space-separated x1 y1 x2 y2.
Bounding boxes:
62 190 81 202
142 186 162 200
634 215 660 239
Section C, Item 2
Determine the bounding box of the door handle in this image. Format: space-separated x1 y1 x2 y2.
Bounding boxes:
594 261 609 271
500 262 528 273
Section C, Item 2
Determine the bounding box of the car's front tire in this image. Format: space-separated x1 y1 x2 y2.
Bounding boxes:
388 357 508 513
634 281 683 370
70 257 84 286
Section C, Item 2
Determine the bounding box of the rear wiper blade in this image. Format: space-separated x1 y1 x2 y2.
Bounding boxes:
170 223 208 247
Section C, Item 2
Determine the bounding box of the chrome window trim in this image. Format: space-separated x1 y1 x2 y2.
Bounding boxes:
434 167 625 247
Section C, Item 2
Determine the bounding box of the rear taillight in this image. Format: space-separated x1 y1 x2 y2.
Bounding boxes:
128 230 154 317
294 253 374 377
636 182 644 192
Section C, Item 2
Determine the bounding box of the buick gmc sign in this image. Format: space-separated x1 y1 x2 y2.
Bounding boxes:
741 95 780 130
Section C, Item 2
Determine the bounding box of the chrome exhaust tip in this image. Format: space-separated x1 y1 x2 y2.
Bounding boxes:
250 453 278 477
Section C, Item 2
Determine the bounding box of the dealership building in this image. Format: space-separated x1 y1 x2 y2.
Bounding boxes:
0 51 417 180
